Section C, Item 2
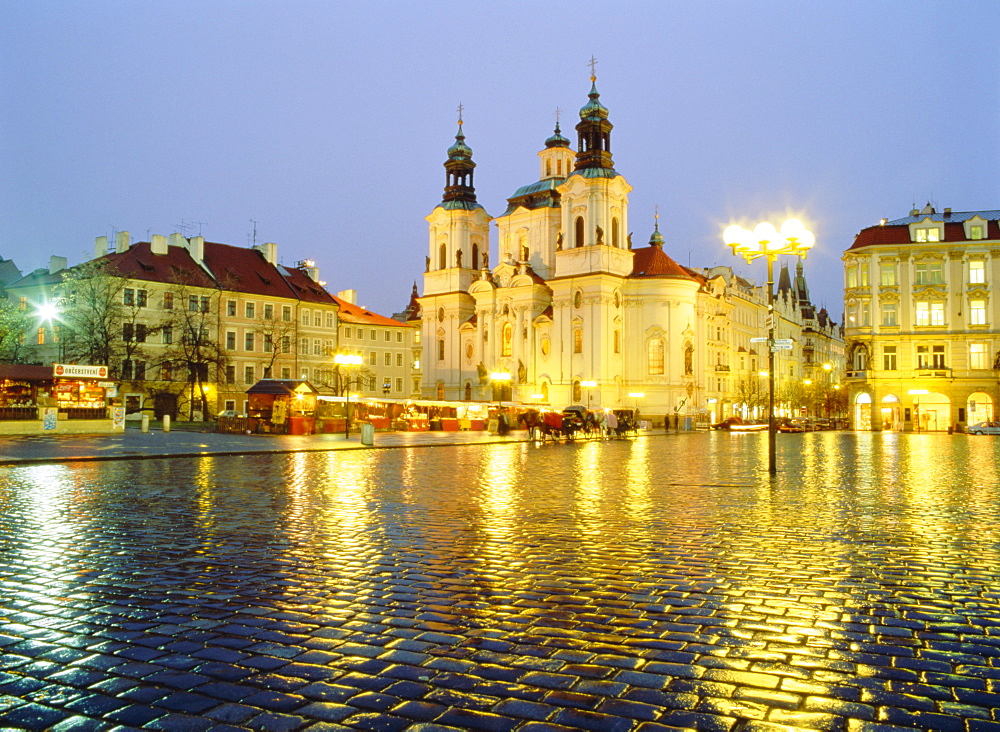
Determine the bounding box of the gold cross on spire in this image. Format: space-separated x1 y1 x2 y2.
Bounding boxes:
555 107 561 127
589 55 598 81
457 102 464 125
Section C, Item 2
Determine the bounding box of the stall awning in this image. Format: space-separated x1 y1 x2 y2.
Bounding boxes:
0 364 55 381
246 379 319 396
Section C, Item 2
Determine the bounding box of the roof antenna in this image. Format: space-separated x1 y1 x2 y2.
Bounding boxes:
250 219 258 247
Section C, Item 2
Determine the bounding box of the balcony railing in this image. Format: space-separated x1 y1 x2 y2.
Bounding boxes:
714 365 730 372
914 368 950 378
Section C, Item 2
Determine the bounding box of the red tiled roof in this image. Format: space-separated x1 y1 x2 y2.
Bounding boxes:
104 242 217 288
278 265 338 305
331 296 408 327
202 242 297 298
849 219 1000 250
630 245 698 280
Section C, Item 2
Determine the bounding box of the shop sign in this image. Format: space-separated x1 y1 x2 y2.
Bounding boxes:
54 364 109 379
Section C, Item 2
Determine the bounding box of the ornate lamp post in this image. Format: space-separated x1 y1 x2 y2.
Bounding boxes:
334 353 363 438
724 219 815 475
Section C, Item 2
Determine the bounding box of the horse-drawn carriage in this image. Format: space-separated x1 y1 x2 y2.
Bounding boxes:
518 406 638 441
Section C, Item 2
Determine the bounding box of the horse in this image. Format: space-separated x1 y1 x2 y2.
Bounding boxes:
518 410 565 441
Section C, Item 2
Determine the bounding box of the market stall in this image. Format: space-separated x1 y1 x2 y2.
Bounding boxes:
245 379 319 435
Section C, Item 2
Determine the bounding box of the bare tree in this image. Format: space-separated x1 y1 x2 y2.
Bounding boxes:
159 283 226 420
731 373 767 419
252 306 298 379
57 260 158 375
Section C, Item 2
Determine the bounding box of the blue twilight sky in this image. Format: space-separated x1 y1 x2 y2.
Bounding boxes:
3 1 998 321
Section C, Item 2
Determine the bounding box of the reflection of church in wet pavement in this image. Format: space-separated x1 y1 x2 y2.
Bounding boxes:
414 70 840 421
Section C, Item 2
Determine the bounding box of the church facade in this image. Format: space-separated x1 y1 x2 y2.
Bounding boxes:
417 76 842 423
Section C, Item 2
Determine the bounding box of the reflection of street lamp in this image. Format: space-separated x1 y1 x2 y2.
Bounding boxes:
334 353 363 438
581 380 597 408
489 371 511 406
725 219 815 475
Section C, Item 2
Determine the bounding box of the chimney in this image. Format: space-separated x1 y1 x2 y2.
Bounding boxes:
95 236 108 258
944 208 952 218
49 256 67 274
259 241 278 265
116 231 130 252
301 262 320 282
151 235 169 255
189 236 205 263
337 289 357 305
168 233 186 250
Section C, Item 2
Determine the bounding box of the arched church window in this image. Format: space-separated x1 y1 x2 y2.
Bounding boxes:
572 380 582 403
612 217 620 248
573 328 583 354
557 160 562 176
648 338 664 375
614 330 621 354
472 243 479 270
439 243 447 270
546 160 551 176
501 323 513 357
575 217 585 248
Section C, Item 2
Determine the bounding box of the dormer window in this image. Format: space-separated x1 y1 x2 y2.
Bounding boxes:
964 216 988 240
970 225 984 240
915 228 940 242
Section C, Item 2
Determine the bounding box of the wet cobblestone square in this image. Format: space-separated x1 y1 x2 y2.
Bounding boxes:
2 431 1000 730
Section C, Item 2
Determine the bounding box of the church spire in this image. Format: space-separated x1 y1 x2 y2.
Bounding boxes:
574 56 615 174
442 104 481 209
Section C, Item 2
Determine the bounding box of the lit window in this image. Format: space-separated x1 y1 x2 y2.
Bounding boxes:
880 263 896 286
970 299 987 326
915 228 940 242
846 267 857 288
859 263 869 287
860 302 870 327
881 302 897 326
501 323 513 357
648 338 664 375
970 343 988 370
969 260 986 284
914 262 943 284
970 225 984 240
37 327 45 345
573 328 583 354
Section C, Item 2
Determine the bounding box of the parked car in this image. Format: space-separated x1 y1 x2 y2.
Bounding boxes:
967 421 1000 435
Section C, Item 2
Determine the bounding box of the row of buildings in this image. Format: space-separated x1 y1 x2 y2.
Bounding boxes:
2 73 997 430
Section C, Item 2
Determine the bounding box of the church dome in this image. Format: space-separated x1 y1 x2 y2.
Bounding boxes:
447 124 473 160
545 122 570 148
579 79 609 121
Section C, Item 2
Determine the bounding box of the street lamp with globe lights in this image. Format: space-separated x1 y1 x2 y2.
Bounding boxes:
724 219 815 475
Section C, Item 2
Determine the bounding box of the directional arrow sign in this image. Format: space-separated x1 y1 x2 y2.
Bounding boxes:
771 344 793 351
774 338 793 345
750 337 769 343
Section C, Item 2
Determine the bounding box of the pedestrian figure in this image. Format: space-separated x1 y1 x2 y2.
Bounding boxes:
606 410 618 438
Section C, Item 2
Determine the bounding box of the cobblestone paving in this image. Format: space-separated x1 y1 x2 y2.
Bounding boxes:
1 431 1000 730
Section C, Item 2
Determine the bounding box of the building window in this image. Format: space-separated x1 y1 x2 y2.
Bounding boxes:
883 345 897 371
121 360 133 380
135 289 147 307
161 362 172 381
395 377 403 392
852 348 867 371
932 345 945 368
648 338 664 375
858 262 869 287
396 353 403 367
384 353 391 366
575 216 585 248
915 228 941 242
501 323 513 357
123 288 134 306
915 301 944 326
281 367 291 379
438 339 445 361
970 260 986 284
189 295 199 312
136 324 147 343
227 300 237 316
244 366 255 383
396 331 403 342
263 366 272 379
264 334 273 352
970 343 988 370
163 292 174 310
846 266 857 288
264 303 273 320
282 305 291 322
369 351 377 366
881 302 897 326
226 331 236 350
573 328 583 354
162 325 172 344
244 332 254 351
970 225 984 240
860 302 870 327
245 302 255 319
915 262 943 285
300 338 308 355
370 329 376 340
314 339 322 355
970 299 987 326
225 365 236 384
133 361 146 381
880 263 896 286
326 313 335 328
612 217 620 248
282 336 291 353
345 327 352 339
37 327 45 345
122 323 133 341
